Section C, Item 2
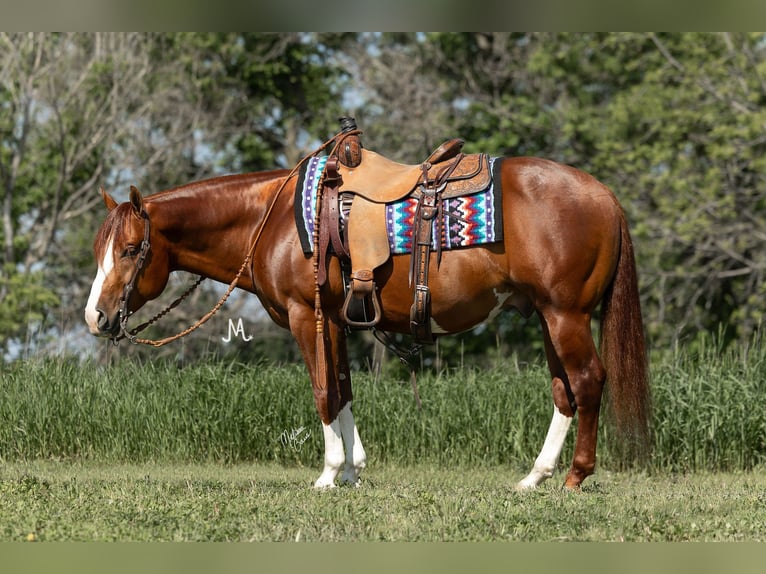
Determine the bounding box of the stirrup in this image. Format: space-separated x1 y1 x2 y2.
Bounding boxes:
342 286 382 329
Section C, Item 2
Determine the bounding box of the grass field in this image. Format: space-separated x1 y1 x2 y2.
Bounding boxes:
2 460 765 542
1 333 765 542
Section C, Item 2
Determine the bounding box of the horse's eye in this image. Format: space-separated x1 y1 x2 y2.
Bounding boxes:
121 245 139 258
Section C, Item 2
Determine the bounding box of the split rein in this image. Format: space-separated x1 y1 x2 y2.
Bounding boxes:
112 131 349 348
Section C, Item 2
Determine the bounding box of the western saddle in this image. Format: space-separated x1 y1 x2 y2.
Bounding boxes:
316 118 492 343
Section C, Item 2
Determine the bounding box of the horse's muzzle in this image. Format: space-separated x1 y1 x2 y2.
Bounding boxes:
87 307 120 337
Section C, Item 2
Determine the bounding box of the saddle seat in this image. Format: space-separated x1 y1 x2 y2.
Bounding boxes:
336 144 491 203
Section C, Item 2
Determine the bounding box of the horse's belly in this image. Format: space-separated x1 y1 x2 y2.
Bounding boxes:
428 285 528 334
373 248 532 334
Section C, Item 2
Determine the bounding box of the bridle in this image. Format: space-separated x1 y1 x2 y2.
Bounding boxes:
117 210 153 343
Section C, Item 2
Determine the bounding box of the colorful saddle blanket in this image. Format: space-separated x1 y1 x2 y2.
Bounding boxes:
295 155 504 256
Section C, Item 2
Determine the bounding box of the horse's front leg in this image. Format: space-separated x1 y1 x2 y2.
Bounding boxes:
291 307 366 488
316 322 367 488
317 400 366 488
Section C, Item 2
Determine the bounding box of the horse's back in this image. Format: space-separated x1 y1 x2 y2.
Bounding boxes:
501 156 618 208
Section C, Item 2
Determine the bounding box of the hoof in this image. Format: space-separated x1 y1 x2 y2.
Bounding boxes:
515 469 552 491
313 477 337 489
514 479 538 492
340 468 363 487
563 468 590 490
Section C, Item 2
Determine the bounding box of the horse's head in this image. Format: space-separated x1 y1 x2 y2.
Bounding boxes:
85 186 170 338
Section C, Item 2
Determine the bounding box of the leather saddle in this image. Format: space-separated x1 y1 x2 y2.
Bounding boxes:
338 143 490 203
319 136 492 335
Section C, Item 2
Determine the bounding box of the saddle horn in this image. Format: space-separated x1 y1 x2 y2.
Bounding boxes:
337 116 363 168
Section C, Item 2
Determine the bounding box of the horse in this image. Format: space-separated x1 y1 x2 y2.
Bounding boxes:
84 143 650 490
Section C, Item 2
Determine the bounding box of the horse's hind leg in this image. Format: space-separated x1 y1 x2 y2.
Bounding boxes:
516 405 573 490
519 309 606 490
516 313 576 490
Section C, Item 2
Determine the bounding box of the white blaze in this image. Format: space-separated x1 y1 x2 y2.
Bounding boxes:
84 237 114 333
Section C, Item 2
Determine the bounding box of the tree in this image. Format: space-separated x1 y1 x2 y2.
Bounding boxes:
1 33 129 353
589 33 766 346
0 33 243 357
163 33 355 172
4 33 764 362
417 32 766 349
104 33 357 364
337 33 457 162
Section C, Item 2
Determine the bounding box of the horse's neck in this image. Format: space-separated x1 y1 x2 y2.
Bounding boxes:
150 173 289 288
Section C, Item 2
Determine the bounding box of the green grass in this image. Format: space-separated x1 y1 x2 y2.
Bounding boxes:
2 461 765 541
2 337 766 542
1 334 765 472
649 336 766 471
0 356 560 466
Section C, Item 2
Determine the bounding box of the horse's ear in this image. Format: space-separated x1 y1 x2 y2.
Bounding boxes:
129 185 144 216
100 187 119 212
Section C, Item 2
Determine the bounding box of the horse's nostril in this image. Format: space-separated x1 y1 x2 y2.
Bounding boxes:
96 308 109 330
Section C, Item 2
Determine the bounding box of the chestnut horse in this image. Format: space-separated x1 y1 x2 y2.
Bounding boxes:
85 154 650 490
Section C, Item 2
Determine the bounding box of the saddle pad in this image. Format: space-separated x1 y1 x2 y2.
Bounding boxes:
295 155 329 254
294 155 504 256
387 157 503 254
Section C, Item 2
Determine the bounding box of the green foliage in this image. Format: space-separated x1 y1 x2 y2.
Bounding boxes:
417 32 766 348
3 32 766 361
0 266 60 347
648 330 766 471
161 33 354 171
587 33 766 345
0 33 356 358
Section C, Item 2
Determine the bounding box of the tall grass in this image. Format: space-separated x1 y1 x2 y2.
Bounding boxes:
0 358 320 464
1 333 765 472
649 333 766 471
0 355 554 468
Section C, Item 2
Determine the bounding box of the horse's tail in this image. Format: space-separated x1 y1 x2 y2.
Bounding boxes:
599 212 651 467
